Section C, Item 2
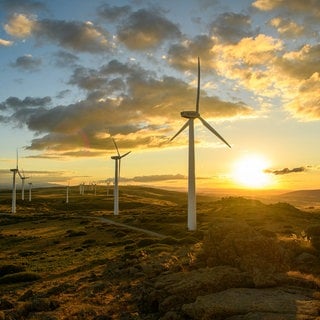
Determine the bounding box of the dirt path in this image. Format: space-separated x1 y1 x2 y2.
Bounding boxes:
82 215 167 239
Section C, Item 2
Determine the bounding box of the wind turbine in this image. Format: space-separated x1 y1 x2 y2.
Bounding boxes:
28 182 32 202
10 150 19 214
18 169 29 201
110 138 131 215
170 57 231 231
66 182 69 204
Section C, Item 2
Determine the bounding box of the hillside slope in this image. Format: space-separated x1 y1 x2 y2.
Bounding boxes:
0 186 320 319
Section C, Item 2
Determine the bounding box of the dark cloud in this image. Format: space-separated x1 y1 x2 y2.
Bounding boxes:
68 67 108 91
56 90 71 99
210 12 258 44
168 35 216 71
68 59 150 93
0 0 46 13
54 50 79 67
97 4 131 22
34 19 111 53
117 8 181 50
10 54 42 71
265 167 306 175
1 60 253 155
3 96 51 109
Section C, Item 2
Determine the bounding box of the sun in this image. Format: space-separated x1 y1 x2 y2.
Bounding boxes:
232 155 272 188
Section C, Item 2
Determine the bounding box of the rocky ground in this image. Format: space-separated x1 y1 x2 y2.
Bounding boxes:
0 186 320 319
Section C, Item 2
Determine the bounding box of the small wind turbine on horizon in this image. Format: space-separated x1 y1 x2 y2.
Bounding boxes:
170 57 231 231
66 182 69 204
110 138 131 215
18 169 29 201
10 149 19 214
28 182 32 202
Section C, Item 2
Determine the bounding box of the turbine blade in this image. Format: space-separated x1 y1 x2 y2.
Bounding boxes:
118 159 121 179
112 138 120 157
120 151 131 159
170 120 189 142
17 170 23 179
196 56 200 113
199 116 231 148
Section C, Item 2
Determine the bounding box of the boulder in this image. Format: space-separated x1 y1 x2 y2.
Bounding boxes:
182 287 320 319
155 266 253 303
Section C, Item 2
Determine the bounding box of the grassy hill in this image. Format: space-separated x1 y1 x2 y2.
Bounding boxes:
0 186 320 319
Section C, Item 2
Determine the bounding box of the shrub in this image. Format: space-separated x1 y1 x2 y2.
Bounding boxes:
305 225 320 251
66 230 87 237
198 221 290 274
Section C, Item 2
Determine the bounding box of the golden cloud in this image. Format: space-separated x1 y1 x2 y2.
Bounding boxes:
0 38 13 46
269 17 305 38
4 13 35 38
285 72 320 120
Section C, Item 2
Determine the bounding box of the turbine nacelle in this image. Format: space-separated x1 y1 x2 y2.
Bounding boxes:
181 111 200 119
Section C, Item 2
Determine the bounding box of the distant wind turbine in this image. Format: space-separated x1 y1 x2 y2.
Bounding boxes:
111 138 131 215
10 149 19 214
170 57 231 231
18 169 29 201
28 182 32 202
66 182 69 204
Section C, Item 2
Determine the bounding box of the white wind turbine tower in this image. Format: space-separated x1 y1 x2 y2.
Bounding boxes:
170 57 231 231
111 138 131 215
19 169 29 201
28 182 32 202
66 182 69 204
10 150 19 214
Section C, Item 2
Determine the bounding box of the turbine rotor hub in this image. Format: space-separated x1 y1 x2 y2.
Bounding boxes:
181 111 200 119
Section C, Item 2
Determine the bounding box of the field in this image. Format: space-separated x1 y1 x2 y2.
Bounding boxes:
1 185 320 319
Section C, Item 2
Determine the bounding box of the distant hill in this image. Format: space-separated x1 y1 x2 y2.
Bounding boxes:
274 189 320 209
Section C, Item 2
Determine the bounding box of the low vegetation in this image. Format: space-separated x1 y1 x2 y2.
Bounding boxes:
0 185 320 319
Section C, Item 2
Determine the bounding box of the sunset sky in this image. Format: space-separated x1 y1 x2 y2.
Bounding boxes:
0 0 319 192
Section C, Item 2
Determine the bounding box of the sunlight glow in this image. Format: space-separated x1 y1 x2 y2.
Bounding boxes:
232 155 272 188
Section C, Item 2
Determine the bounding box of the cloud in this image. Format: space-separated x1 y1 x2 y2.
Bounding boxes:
117 8 181 50
4 13 35 38
0 38 13 46
269 17 305 38
10 54 42 71
53 50 79 68
265 167 306 175
4 14 111 53
35 19 111 53
2 96 51 110
210 12 258 44
211 34 283 98
284 72 320 120
168 35 216 71
0 59 254 156
97 4 131 22
0 0 46 13
276 44 320 80
252 0 320 17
